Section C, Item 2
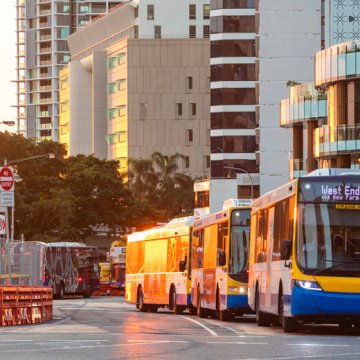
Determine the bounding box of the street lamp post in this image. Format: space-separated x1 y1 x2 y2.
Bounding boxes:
223 165 254 200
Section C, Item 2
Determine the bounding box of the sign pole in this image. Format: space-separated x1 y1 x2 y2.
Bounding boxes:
5 207 10 285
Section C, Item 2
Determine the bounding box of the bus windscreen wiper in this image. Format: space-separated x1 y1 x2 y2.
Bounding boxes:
312 259 360 276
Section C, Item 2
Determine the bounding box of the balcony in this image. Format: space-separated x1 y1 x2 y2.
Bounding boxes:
316 124 360 156
289 159 306 179
280 83 327 127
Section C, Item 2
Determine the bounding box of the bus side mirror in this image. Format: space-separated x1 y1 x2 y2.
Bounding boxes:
280 239 292 260
179 260 186 272
218 250 226 267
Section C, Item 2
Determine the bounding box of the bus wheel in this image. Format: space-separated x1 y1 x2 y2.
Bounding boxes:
255 286 271 326
59 282 65 300
197 289 207 318
279 290 298 333
138 288 147 312
170 287 183 315
217 288 232 321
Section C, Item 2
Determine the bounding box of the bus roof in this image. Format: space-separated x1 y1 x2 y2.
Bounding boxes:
251 179 297 212
193 204 251 230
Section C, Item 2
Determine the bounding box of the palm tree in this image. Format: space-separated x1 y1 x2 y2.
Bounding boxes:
127 157 158 201
150 152 187 191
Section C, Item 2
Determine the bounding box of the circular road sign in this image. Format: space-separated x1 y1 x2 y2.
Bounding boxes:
0 167 14 191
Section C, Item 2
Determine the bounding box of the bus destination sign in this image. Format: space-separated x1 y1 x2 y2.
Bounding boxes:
321 185 360 202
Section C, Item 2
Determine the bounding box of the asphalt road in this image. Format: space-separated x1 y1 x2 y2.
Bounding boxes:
0 296 359 360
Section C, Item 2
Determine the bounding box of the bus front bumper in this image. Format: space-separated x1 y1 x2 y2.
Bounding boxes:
292 285 360 316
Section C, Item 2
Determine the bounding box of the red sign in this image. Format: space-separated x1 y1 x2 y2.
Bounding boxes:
0 167 14 191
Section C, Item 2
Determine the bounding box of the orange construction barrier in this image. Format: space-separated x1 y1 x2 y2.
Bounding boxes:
0 286 53 327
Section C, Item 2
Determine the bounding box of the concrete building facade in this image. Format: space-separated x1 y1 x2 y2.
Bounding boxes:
60 0 211 177
15 0 122 140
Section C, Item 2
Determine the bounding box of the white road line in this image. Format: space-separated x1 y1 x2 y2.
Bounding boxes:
287 344 350 347
0 341 188 354
203 319 245 336
241 352 360 360
178 315 218 336
207 341 268 345
127 340 188 344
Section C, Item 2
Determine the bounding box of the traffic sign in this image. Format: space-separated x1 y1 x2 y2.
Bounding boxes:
0 214 5 235
0 167 14 191
1 192 14 207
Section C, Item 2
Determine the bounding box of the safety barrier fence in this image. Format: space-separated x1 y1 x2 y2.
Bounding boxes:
0 286 52 326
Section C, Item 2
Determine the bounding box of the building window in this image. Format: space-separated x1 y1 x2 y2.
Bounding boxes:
147 4 154 20
155 25 161 39
189 4 196 19
187 76 193 91
203 25 210 38
203 4 210 19
187 129 193 142
185 156 190 168
191 103 197 116
176 103 183 116
140 103 148 119
189 25 196 39
118 105 126 117
206 155 210 168
134 6 138 18
134 25 138 39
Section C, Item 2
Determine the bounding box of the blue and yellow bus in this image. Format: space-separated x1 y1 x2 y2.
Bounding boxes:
191 199 252 321
249 170 360 332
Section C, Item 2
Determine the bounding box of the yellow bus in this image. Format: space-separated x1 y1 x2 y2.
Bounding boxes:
191 199 252 321
125 216 195 314
249 170 360 332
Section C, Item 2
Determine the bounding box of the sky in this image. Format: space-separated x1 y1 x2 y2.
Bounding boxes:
0 1 17 131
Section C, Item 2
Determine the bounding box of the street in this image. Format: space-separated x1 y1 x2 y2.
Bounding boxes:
0 297 359 360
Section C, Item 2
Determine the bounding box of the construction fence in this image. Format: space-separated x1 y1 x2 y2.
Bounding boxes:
0 238 45 286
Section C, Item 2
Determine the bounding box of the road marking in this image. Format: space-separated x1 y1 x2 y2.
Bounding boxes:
207 341 268 345
178 315 218 336
203 319 245 336
127 340 188 344
0 340 33 342
242 352 360 360
287 344 350 347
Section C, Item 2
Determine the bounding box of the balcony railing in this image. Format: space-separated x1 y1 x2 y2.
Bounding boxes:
315 124 360 155
289 159 306 179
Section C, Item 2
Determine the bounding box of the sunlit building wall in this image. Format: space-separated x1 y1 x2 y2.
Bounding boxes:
15 0 122 140
61 0 211 177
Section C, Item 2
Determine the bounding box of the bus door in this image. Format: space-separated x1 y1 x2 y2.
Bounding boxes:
266 207 275 309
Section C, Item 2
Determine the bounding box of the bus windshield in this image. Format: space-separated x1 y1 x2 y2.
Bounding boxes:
296 203 360 276
229 209 250 278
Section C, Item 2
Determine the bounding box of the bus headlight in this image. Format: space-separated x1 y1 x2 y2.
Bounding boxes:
228 286 246 294
228 286 238 293
294 280 322 291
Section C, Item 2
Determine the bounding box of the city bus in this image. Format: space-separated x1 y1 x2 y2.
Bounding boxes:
125 216 195 314
109 245 126 293
248 169 360 332
191 199 252 321
44 242 100 299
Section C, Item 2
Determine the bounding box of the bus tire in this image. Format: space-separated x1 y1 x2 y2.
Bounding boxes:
216 287 232 322
255 285 271 326
197 288 207 318
279 288 298 333
137 288 148 312
58 282 65 300
169 286 184 315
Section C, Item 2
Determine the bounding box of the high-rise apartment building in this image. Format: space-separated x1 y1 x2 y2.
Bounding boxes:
14 0 122 140
59 0 211 177
209 1 322 212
